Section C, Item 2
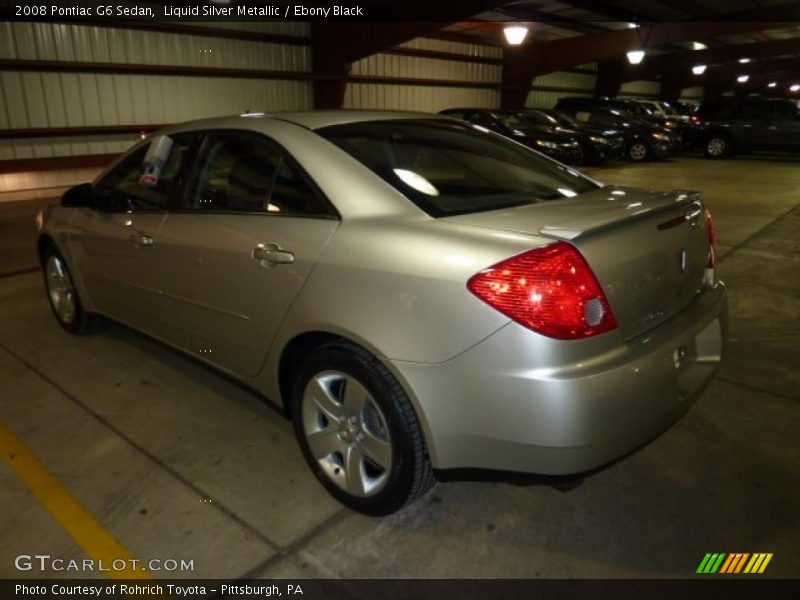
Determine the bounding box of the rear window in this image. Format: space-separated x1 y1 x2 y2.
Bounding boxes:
317 119 598 217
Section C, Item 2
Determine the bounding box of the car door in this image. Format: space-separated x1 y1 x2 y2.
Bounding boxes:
71 133 198 334
729 100 772 147
148 130 339 378
767 101 800 149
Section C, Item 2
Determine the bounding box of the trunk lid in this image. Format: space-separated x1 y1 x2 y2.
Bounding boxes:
445 186 710 340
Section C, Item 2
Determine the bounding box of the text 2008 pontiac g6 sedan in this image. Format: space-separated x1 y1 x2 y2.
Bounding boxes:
37 111 727 515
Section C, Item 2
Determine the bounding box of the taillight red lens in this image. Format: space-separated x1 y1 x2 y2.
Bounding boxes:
706 209 717 268
467 242 617 340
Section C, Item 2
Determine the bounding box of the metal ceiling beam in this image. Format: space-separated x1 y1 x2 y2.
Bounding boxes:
311 0 508 108
501 2 800 109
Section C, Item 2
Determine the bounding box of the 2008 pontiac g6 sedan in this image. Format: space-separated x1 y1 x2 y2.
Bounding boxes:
38 111 727 515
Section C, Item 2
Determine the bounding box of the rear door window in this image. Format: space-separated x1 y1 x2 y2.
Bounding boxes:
186 132 333 217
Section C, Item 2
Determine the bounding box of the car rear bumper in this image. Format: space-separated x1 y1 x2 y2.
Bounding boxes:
393 281 727 474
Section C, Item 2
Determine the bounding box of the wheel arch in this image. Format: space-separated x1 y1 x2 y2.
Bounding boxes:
275 329 437 464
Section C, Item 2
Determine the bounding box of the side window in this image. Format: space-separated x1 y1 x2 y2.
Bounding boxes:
733 101 768 120
774 102 799 121
96 133 195 212
589 112 614 126
189 132 332 216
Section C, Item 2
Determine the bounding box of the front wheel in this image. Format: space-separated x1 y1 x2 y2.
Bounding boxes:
43 246 89 334
704 134 732 158
628 140 650 161
292 342 435 515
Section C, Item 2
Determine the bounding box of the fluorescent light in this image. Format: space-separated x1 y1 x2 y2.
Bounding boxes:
627 22 639 29
768 82 777 88
692 64 707 75
738 58 751 64
626 50 646 65
791 84 800 92
692 41 707 50
737 75 749 83
503 26 529 46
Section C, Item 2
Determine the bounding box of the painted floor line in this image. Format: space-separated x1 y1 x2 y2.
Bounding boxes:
0 419 152 580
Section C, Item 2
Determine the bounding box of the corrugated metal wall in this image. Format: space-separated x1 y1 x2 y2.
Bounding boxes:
344 38 500 112
0 21 312 160
524 64 597 108
620 80 661 96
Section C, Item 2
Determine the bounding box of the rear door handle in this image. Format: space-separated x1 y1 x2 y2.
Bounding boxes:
252 243 295 265
130 233 154 246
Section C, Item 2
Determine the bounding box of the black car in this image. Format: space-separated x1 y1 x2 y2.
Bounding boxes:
692 98 800 158
521 108 626 163
438 108 583 164
556 96 682 137
555 106 678 161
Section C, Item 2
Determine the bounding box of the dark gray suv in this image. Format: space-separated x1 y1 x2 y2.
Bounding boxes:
696 98 800 158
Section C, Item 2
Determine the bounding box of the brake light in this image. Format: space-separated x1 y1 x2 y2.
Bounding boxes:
706 209 717 268
690 114 701 124
467 242 617 340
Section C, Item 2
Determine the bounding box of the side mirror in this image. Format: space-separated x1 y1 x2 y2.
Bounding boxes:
60 183 96 208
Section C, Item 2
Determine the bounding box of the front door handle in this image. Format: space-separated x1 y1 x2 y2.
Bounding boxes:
130 233 154 247
252 243 295 265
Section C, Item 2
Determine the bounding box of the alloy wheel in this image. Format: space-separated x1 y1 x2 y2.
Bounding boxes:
46 255 77 325
301 370 393 497
707 137 726 157
629 142 648 161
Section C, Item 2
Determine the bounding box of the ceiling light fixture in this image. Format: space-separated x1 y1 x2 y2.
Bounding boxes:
791 84 800 92
737 75 749 83
738 58 751 64
692 64 707 75
627 50 646 65
768 82 777 88
692 41 707 50
627 22 639 29
503 25 529 46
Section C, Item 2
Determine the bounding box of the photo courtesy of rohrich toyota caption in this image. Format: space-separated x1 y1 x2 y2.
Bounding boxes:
0 0 798 597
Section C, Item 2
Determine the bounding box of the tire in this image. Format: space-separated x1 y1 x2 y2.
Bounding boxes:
42 245 90 334
292 342 435 515
704 134 732 158
628 140 650 161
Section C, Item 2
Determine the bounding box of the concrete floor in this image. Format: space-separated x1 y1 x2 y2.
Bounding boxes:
0 156 798 579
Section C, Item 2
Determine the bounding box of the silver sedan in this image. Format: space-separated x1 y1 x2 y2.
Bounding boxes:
37 111 727 515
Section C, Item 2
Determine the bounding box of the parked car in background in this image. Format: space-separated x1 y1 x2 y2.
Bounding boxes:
519 108 626 164
439 108 583 164
38 111 726 515
691 98 800 158
557 96 685 140
556 105 678 161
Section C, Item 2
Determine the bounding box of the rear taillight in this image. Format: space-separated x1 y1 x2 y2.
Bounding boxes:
467 242 617 340
706 209 717 268
690 114 701 124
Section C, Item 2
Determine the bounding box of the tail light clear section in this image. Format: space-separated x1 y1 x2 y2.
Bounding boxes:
467 242 617 340
706 209 717 268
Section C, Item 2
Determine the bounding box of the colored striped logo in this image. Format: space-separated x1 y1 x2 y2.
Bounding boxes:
696 553 773 574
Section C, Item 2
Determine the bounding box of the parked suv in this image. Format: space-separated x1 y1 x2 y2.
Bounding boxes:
439 108 583 164
695 98 800 158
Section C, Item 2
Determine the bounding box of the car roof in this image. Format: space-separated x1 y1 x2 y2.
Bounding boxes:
161 110 451 134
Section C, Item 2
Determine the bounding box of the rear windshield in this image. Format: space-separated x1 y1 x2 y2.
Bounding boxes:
317 119 599 217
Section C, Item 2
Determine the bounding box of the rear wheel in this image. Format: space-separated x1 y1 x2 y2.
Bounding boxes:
43 246 89 334
705 134 732 158
292 342 435 515
628 140 650 161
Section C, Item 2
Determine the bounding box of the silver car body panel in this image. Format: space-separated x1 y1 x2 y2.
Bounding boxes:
42 112 727 474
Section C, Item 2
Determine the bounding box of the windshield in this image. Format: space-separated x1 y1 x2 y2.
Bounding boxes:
317 119 599 217
494 112 535 130
547 111 583 129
